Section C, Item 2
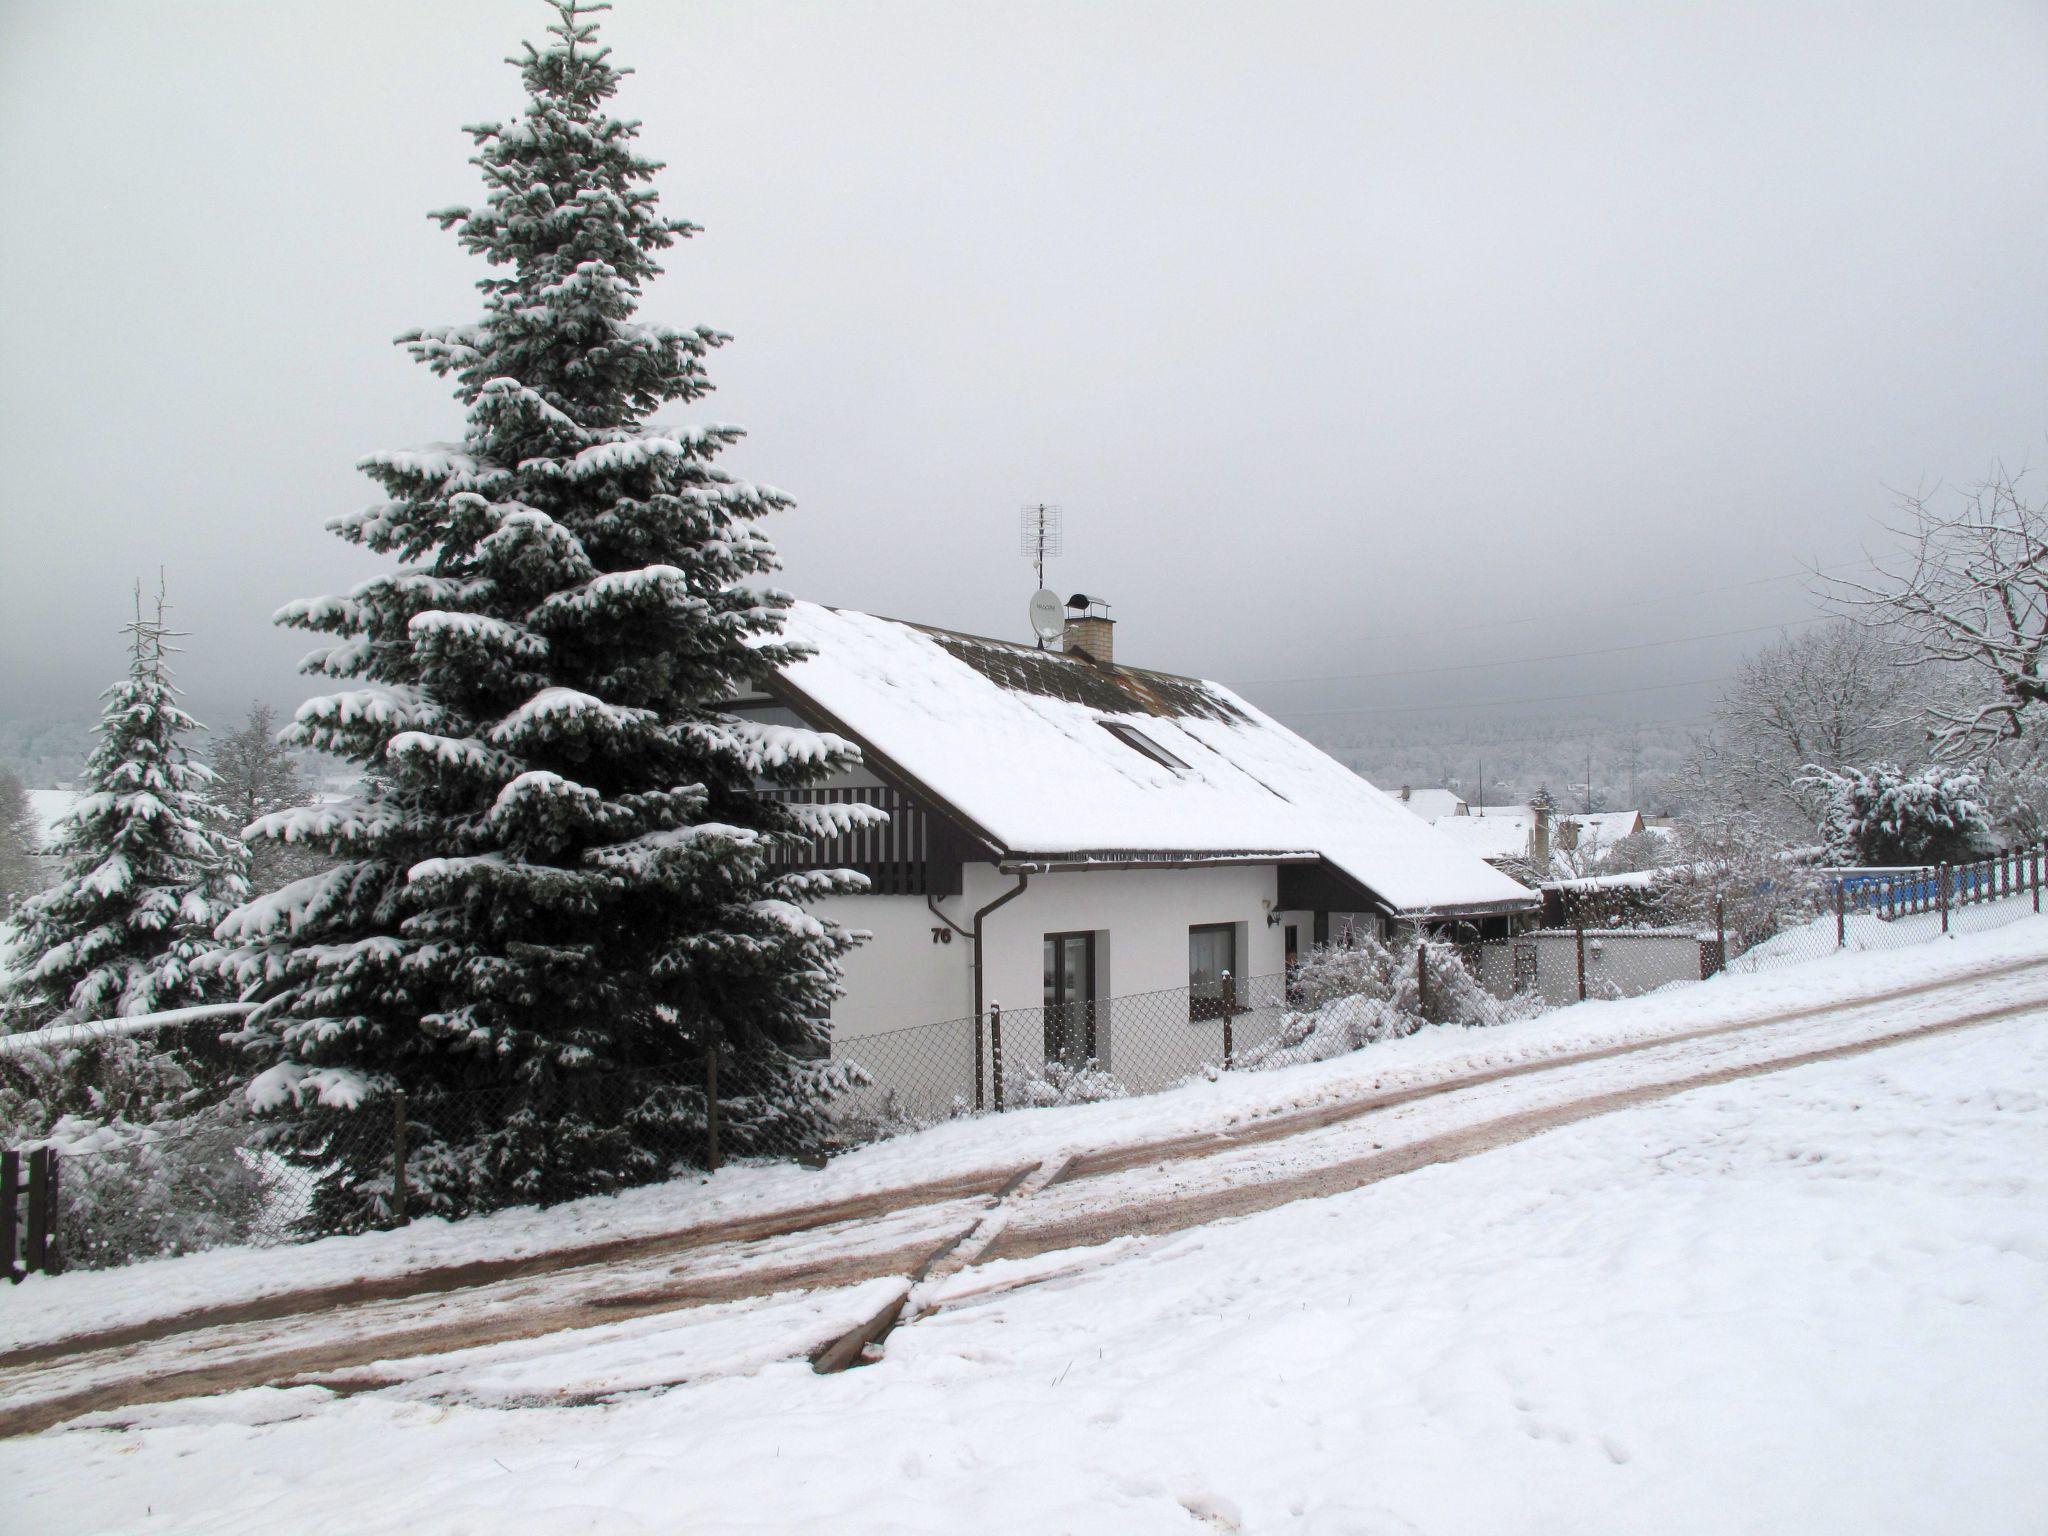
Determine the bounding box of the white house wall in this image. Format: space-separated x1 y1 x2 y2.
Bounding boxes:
813 861 1294 1114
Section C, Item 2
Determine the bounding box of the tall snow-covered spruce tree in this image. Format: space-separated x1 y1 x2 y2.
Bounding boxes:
2 588 246 1033
217 1 876 1223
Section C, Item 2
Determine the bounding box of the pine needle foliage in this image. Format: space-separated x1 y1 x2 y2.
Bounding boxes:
217 1 875 1226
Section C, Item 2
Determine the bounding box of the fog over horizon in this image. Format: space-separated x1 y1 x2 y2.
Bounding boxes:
3 1 2044 760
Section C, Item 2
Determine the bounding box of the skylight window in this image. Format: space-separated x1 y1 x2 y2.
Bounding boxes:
1100 720 1191 772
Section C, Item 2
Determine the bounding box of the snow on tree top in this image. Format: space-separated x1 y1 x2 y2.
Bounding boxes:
772 603 1538 915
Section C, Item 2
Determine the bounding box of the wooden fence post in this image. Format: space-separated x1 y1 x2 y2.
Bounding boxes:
1939 864 1951 934
1575 924 1588 1003
1715 898 1726 962
1415 942 1430 1020
990 1003 1004 1112
1835 879 1846 950
705 1025 723 1172
23 1148 51 1277
2036 839 2044 914
1 1149 18 1284
391 1090 409 1228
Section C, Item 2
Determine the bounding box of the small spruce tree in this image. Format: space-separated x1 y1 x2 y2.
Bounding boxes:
1 587 247 1032
0 768 44 913
216 1 874 1225
209 703 326 895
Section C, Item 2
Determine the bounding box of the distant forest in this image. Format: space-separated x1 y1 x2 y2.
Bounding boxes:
1293 713 1699 816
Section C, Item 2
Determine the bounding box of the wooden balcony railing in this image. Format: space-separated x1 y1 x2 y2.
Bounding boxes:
760 785 956 896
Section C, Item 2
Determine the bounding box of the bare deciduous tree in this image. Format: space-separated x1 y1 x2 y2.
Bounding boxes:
1837 466 2048 756
1669 621 1932 836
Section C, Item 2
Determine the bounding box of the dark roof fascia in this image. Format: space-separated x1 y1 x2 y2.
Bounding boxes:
997 850 1324 874
1280 856 1540 922
759 672 1006 861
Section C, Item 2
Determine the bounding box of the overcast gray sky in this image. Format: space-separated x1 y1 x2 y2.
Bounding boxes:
2 0 2044 741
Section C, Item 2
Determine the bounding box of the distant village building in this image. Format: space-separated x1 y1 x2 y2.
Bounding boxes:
1398 789 1653 879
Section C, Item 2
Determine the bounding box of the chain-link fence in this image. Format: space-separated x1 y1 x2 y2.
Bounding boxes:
11 843 2046 1276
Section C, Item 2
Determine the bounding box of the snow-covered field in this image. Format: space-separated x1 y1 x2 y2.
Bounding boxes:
6 933 2047 1532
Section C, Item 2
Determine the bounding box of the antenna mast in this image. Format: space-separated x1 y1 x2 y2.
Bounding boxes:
1020 504 1065 648
1020 503 1063 590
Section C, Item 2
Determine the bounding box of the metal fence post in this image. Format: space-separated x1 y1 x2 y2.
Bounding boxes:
989 1003 1004 1112
1575 924 1588 1002
973 1011 986 1112
1715 898 1726 965
391 1090 410 1227
1835 879 1846 950
0 1149 17 1283
1222 972 1236 1069
705 1025 723 1172
2038 839 2045 915
1939 863 1951 934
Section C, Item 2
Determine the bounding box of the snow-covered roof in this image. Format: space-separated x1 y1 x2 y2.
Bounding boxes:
1397 788 1468 820
27 788 76 853
770 604 1536 915
1421 811 1535 863
1414 805 1647 867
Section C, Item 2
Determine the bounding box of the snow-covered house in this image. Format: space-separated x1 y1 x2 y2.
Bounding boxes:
1415 799 1648 878
739 603 1537 1070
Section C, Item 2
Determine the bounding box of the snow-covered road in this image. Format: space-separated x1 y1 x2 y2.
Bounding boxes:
5 928 2048 1530
11 932 2048 1439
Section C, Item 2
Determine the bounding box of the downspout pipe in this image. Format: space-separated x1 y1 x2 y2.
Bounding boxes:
971 870 1031 1023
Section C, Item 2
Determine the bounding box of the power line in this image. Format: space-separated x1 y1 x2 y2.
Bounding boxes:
1273 555 1875 657
1242 615 1830 690
1259 675 1730 719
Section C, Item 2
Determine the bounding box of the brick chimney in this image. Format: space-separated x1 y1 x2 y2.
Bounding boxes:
1529 789 1554 870
1062 594 1115 666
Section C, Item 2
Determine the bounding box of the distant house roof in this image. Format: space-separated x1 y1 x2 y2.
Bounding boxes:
1413 804 1648 870
767 604 1536 917
1397 788 1468 820
1421 809 1538 863
26 788 76 853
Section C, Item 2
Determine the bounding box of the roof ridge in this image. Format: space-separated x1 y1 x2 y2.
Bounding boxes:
814 603 1214 689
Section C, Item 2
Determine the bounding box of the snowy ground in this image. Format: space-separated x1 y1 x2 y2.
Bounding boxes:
6 944 2047 1531
12 911 2048 1356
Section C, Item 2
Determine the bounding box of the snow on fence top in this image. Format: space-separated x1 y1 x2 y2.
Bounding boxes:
0 1002 255 1060
774 603 1537 915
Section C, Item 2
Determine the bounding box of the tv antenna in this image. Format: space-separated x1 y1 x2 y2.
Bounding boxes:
1020 504 1065 648
1020 503 1063 589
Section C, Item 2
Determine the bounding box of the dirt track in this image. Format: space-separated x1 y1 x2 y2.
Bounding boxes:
7 957 2047 1439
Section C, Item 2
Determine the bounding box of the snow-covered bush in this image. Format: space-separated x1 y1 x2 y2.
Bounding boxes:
1978 748 2048 846
1805 762 1994 867
1657 808 1829 958
1245 935 1538 1070
42 1109 272 1270
1006 1058 1128 1109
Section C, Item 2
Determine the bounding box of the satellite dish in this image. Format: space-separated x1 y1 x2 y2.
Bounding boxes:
1029 589 1065 642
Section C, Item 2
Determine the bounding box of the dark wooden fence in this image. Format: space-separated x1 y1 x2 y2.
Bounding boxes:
3 1146 59 1282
